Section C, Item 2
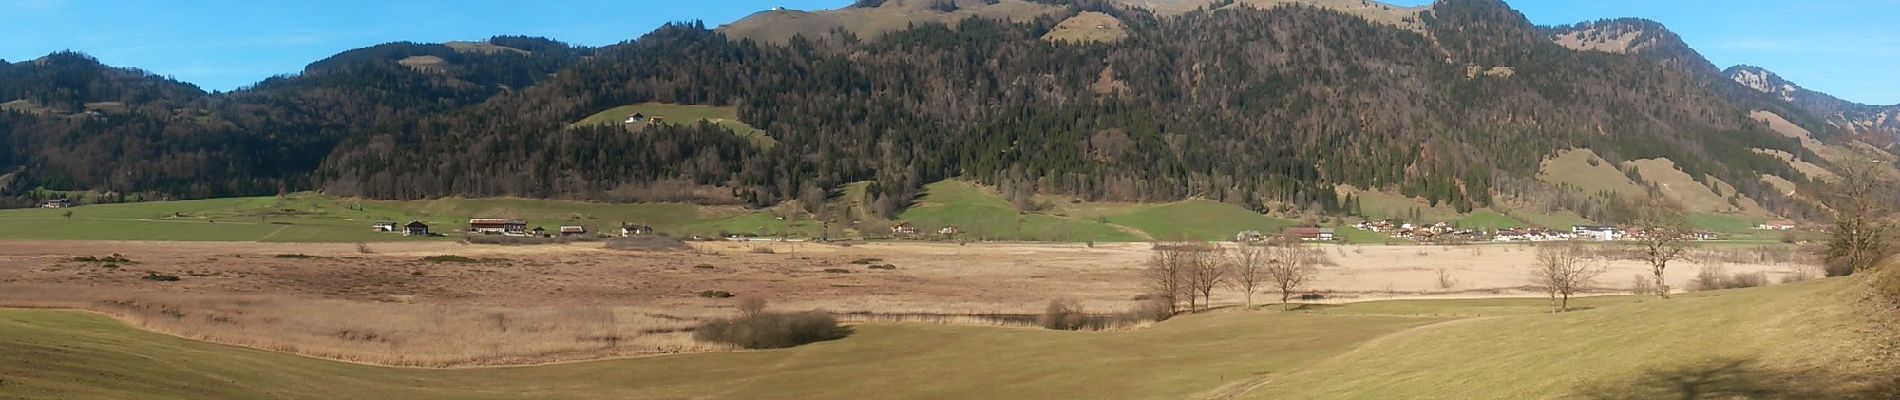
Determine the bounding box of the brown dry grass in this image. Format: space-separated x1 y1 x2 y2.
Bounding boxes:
0 239 1816 367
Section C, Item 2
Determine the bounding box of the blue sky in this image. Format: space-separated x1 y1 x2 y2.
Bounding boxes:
2 0 1895 104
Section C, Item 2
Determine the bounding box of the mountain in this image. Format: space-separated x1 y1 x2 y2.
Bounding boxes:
0 0 1886 223
0 37 588 202
1725 65 1900 144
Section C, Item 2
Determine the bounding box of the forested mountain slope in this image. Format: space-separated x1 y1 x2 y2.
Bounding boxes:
0 0 1884 223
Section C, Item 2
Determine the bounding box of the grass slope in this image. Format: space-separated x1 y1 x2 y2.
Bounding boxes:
0 194 816 242
3 277 1888 399
573 102 776 148
1622 158 1765 216
897 181 1140 242
1538 149 1646 198
1104 199 1294 241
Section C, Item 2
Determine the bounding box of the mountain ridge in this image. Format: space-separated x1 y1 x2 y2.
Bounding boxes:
0 0 1886 225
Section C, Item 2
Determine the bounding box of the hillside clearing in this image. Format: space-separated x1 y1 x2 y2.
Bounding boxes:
1537 148 1647 198
1042 11 1128 43
573 102 776 148
1620 158 1766 216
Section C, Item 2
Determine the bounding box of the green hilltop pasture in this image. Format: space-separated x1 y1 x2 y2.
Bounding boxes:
573 102 777 148
0 277 1890 399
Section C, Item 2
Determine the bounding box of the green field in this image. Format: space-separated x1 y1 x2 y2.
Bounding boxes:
1103 199 1295 241
896 181 1142 242
2 276 1890 399
0 194 817 242
573 102 777 148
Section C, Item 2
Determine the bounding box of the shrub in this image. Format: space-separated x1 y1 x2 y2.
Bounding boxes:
1040 298 1087 330
421 255 480 263
693 311 844 349
1630 274 1656 296
822 268 851 274
737 297 768 317
867 264 897 270
101 263 119 269
1131 295 1173 323
1691 266 1772 291
1728 271 1768 288
1691 266 1728 291
355 243 375 254
142 272 181 282
693 263 716 269
698 290 735 298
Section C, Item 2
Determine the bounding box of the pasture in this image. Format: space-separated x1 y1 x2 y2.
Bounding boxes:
0 194 819 242
572 102 777 147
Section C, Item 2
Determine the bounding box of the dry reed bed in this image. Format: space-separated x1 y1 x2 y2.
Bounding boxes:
0 286 726 367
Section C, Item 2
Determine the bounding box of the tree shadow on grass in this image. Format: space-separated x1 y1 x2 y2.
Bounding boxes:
1577 357 1898 400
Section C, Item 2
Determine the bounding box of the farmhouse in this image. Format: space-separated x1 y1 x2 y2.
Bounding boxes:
621 223 653 237
1572 225 1622 241
40 198 74 208
468 219 528 235
1234 230 1266 242
1758 219 1796 231
623 113 646 124
891 222 917 236
403 221 430 237
371 222 398 232
1282 227 1336 241
560 225 588 237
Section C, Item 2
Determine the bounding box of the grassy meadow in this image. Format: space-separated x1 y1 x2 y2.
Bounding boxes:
0 194 820 242
1 275 1890 399
0 178 1793 243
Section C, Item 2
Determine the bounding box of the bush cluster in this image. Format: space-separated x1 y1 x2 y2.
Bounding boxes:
693 311 844 349
1690 266 1769 291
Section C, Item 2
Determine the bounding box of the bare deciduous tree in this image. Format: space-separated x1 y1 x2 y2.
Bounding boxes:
1143 242 1190 315
1631 204 1690 299
1529 244 1606 312
1265 241 1319 310
1185 245 1228 311
1821 160 1895 276
1228 244 1269 307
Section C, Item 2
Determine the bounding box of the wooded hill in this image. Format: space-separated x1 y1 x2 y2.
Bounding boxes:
0 0 1887 224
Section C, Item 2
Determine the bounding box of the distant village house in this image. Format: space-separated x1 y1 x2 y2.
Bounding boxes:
1572 225 1623 241
560 225 588 237
403 221 430 237
621 223 653 237
468 219 528 235
1234 230 1267 242
1757 219 1796 231
1282 227 1336 241
891 222 917 236
40 198 74 208
372 222 398 232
